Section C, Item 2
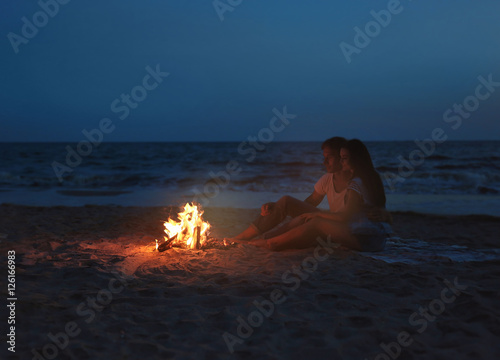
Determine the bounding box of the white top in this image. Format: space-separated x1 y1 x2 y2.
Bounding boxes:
314 173 347 213
347 176 393 235
347 177 374 206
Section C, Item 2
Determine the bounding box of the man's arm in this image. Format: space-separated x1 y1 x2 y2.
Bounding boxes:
304 190 324 207
301 189 362 223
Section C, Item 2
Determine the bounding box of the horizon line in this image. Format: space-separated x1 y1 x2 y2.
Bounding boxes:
1 139 500 143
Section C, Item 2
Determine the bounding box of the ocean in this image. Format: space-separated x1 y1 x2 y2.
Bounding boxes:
1 141 499 216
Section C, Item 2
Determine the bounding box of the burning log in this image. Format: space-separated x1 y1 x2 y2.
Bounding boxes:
157 234 176 252
195 225 201 249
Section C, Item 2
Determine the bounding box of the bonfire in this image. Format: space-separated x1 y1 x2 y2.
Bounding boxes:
156 203 211 251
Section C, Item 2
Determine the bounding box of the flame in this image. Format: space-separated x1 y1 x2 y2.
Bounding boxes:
156 203 210 250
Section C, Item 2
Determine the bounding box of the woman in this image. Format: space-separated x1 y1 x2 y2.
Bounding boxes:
247 139 391 251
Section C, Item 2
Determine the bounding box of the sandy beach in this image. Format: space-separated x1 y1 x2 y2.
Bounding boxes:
1 204 500 359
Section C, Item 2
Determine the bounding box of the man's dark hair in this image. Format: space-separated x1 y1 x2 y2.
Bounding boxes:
321 137 347 152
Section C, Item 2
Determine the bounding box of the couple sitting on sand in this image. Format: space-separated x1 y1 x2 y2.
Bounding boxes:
227 137 392 251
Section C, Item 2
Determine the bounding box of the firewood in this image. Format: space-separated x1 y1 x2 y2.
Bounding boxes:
158 234 176 252
195 225 201 249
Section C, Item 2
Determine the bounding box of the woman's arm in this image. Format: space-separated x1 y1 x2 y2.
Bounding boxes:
299 189 364 223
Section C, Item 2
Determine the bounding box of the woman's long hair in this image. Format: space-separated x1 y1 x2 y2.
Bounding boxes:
344 139 386 207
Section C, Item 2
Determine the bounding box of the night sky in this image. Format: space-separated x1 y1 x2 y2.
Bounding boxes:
1 0 500 142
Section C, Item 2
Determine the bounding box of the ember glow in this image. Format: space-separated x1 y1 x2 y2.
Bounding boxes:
156 203 211 251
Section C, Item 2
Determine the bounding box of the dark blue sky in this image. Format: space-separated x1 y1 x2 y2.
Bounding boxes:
1 0 500 141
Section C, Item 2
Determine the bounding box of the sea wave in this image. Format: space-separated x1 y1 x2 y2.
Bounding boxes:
0 142 499 198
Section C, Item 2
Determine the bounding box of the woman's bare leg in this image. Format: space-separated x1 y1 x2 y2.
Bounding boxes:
264 218 361 251
230 225 259 241
229 196 319 241
265 219 322 251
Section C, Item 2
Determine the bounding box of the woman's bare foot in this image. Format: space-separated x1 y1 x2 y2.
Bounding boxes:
247 238 269 249
224 237 245 244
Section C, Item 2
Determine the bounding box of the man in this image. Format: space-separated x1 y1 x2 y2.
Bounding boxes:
230 137 352 241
